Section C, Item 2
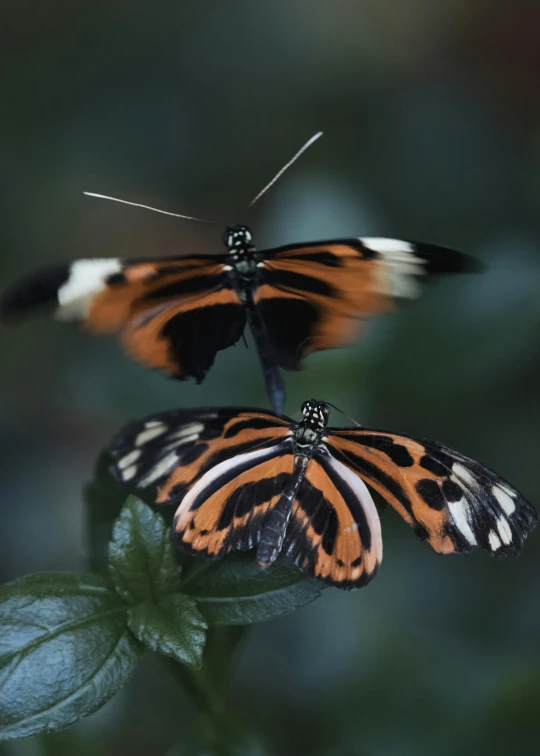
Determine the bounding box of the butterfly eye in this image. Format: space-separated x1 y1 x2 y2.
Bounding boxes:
301 400 311 414
223 228 235 246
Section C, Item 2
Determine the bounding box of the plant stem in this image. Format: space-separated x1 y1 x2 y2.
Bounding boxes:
164 627 268 755
164 658 225 723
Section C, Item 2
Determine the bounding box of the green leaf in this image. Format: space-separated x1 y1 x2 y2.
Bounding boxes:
0 573 142 741
128 594 207 668
109 496 182 604
181 552 324 625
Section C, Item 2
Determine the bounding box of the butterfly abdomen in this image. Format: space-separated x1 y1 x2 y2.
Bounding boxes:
256 495 294 568
257 455 309 567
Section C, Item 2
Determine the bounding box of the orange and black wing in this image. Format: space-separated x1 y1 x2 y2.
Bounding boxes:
0 255 244 382
110 406 295 559
327 429 537 557
255 238 479 369
284 449 383 589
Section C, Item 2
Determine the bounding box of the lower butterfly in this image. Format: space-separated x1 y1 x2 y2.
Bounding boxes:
109 400 537 589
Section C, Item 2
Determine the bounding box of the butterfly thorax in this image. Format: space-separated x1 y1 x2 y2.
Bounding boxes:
223 224 261 282
293 399 330 454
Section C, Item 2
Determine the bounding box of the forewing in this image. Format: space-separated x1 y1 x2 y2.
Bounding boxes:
255 238 478 368
0 255 245 381
284 451 383 589
110 406 292 505
327 429 537 557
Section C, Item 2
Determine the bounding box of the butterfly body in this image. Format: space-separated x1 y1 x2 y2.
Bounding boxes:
110 400 536 590
257 400 331 566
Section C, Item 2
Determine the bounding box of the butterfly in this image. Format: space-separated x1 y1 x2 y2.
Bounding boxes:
0 224 480 415
109 399 537 589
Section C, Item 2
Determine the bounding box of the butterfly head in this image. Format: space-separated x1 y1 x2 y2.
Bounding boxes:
294 400 330 449
224 225 253 250
301 399 330 427
224 225 258 279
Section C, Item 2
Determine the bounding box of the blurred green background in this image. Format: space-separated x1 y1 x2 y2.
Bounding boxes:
2 1 540 754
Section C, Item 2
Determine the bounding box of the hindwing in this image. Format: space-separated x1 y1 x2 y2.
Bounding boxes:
285 449 383 589
173 442 294 558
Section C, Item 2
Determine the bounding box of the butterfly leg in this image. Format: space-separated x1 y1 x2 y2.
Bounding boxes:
246 303 286 416
257 455 309 567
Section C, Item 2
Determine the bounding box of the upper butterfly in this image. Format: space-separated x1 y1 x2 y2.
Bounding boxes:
0 224 480 414
109 400 537 590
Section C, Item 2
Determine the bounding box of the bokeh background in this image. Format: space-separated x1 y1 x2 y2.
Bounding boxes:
2 1 540 754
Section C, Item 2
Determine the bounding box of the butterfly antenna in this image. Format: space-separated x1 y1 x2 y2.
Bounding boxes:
248 131 324 207
83 192 220 226
326 401 363 428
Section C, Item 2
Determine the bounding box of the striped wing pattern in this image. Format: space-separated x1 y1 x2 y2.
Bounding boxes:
109 407 537 589
255 238 476 368
1 236 478 381
327 430 538 557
